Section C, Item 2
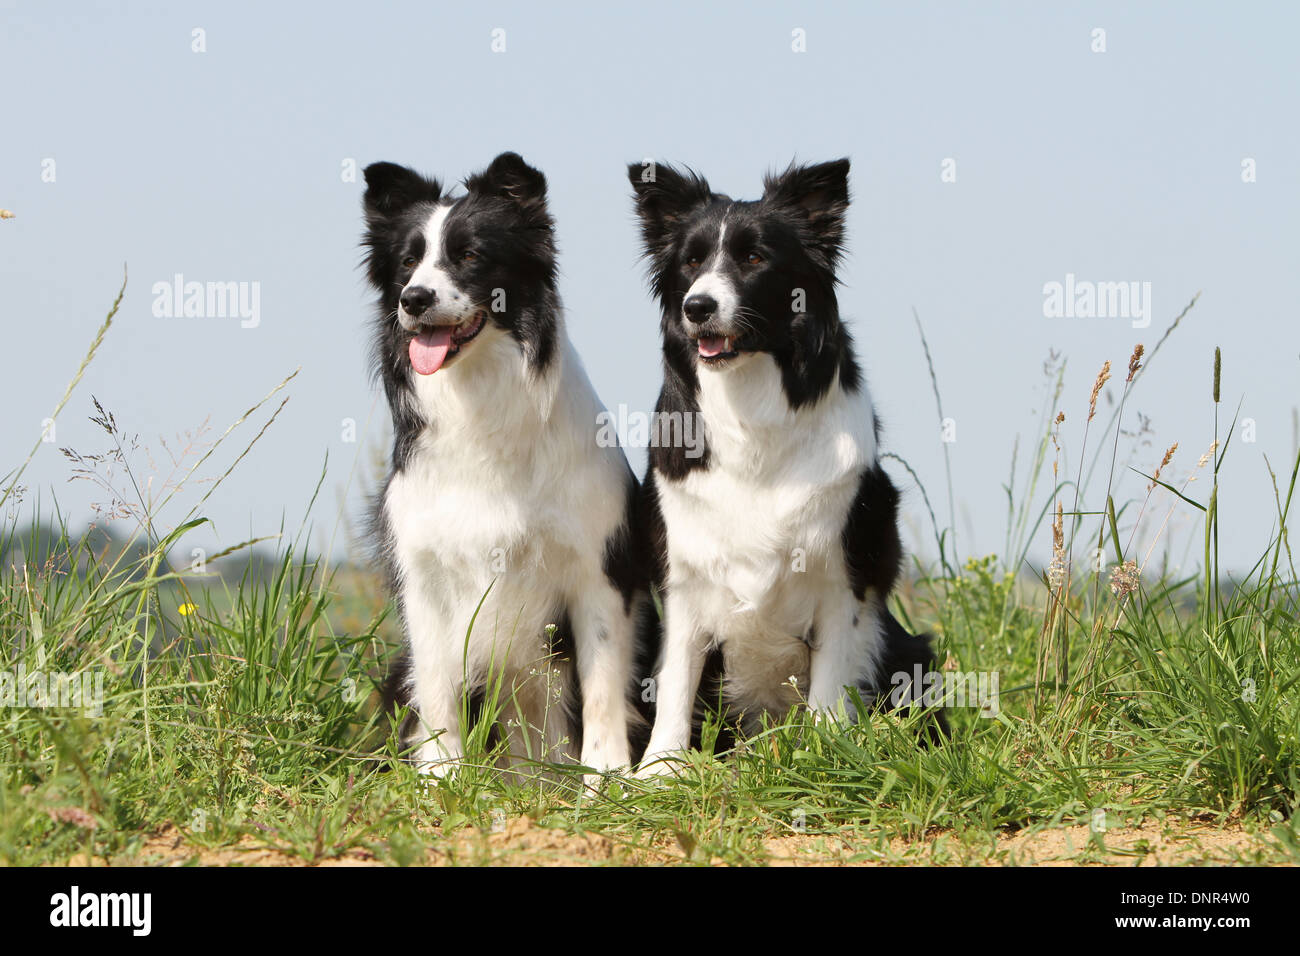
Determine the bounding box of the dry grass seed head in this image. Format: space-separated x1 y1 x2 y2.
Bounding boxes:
1126 344 1144 383
1088 361 1112 422
1149 442 1178 491
1109 560 1140 599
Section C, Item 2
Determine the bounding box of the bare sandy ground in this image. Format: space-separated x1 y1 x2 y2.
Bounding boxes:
58 815 1284 867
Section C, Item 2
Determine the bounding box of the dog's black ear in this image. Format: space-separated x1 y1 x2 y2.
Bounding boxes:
627 161 713 252
363 162 442 219
762 158 850 266
466 152 548 215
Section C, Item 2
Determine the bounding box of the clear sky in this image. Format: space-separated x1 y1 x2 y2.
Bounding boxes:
2 1 1297 576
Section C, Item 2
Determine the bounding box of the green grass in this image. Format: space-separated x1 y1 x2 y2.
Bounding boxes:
1 281 1297 866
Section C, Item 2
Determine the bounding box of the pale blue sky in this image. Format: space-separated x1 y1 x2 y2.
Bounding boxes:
2 1 1297 575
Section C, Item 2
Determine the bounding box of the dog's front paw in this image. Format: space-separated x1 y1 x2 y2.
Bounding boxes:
809 695 857 728
632 750 686 780
416 760 455 777
581 770 620 792
414 748 461 785
579 731 632 788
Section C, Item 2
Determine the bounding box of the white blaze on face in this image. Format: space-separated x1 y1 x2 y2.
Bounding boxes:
400 202 472 329
684 217 740 327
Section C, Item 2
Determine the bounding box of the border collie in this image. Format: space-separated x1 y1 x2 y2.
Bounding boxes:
363 152 646 778
627 158 941 771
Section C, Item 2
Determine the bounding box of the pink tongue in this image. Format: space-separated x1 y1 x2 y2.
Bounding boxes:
409 328 453 375
698 336 726 358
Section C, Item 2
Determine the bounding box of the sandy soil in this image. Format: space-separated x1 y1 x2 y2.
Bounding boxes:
58 815 1283 867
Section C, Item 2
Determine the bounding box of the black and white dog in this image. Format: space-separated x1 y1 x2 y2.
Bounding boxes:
363 152 646 778
628 158 940 771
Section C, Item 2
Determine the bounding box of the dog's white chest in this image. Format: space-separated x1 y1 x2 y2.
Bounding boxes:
385 448 555 638
659 462 859 637
657 356 875 640
383 338 629 646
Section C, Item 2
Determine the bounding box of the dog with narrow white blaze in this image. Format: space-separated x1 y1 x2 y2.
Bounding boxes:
363 153 650 777
628 158 944 772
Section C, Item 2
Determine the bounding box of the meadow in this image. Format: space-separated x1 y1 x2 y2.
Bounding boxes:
2 279 1296 866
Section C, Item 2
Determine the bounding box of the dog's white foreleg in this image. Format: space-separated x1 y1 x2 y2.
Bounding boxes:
808 590 883 721
636 588 706 776
402 587 468 777
572 586 634 776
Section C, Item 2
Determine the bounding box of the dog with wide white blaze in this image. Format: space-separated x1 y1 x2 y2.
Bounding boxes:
628 158 943 773
363 152 648 779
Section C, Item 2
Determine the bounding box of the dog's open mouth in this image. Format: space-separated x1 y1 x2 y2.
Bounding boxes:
696 335 740 364
408 310 487 375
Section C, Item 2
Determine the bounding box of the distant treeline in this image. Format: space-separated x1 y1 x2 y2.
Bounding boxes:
1 521 280 585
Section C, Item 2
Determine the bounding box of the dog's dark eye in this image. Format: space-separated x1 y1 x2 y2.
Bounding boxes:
402 255 418 269
461 250 478 262
746 252 764 265
685 256 702 270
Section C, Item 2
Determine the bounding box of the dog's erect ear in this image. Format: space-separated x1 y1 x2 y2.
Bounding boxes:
465 152 548 213
762 158 850 219
762 158 850 265
363 162 442 220
627 161 713 251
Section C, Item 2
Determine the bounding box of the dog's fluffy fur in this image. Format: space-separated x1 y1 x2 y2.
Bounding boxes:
628 158 941 768
364 152 647 777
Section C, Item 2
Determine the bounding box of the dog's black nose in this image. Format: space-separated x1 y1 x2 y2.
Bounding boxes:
400 286 435 316
683 294 717 324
